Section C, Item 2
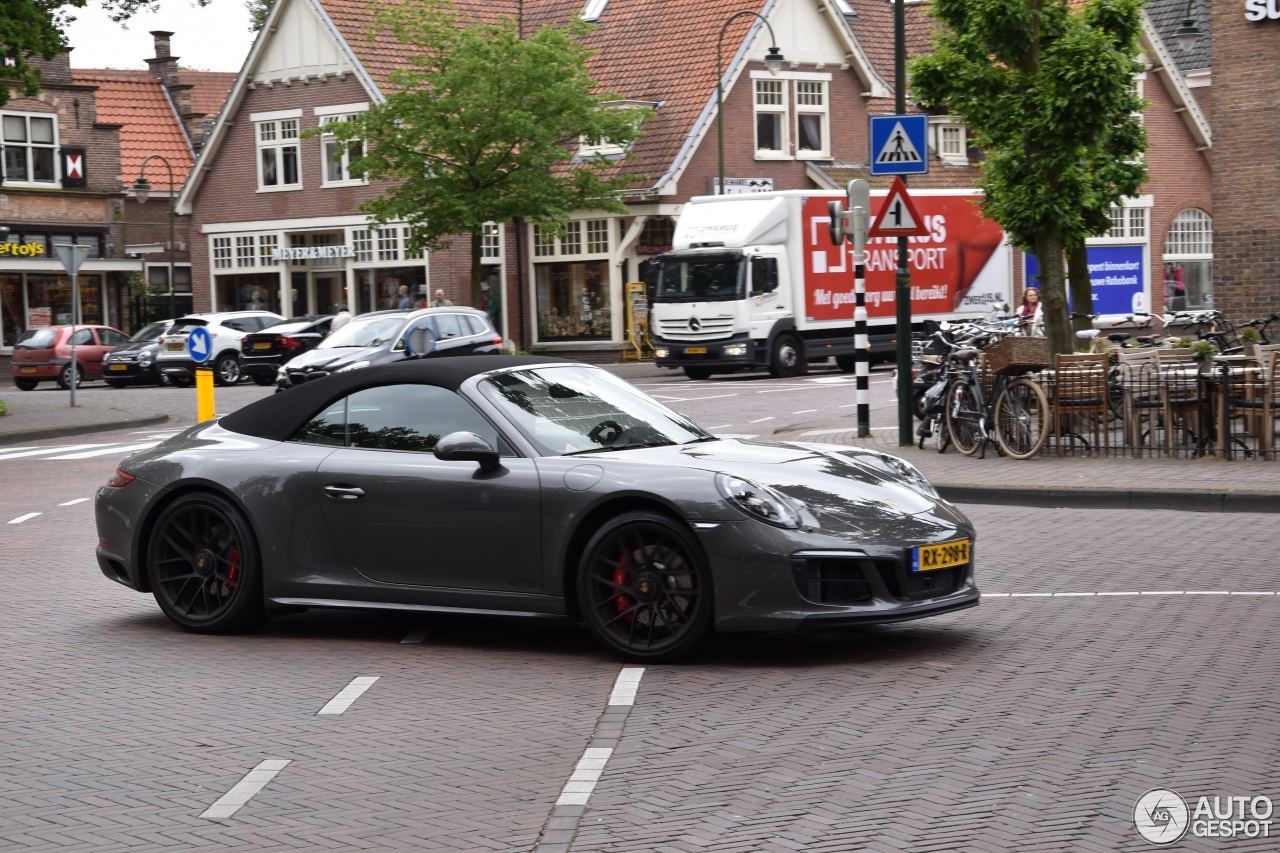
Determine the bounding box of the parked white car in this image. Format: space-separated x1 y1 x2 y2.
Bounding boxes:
155 312 284 387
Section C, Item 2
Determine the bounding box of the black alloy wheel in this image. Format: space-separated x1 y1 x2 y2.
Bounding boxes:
213 353 242 386
14 378 38 391
578 511 713 663
145 492 266 633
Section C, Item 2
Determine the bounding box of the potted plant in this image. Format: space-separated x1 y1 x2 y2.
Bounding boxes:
1190 338 1218 371
1239 325 1262 356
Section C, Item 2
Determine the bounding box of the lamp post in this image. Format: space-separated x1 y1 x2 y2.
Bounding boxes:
717 11 785 195
1172 0 1204 52
132 155 176 320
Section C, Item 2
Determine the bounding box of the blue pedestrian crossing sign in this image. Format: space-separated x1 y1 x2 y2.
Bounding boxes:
869 114 929 175
186 326 213 363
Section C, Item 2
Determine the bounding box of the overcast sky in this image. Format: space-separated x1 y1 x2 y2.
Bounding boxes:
65 0 258 72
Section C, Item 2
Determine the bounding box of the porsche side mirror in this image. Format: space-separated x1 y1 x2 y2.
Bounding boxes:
435 431 500 472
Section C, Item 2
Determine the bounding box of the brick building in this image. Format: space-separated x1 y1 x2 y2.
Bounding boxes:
0 33 232 350
175 0 1216 355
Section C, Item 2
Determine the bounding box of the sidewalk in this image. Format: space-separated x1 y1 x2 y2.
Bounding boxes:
0 399 169 446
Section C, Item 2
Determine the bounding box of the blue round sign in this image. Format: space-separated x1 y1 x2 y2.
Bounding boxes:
186 326 214 364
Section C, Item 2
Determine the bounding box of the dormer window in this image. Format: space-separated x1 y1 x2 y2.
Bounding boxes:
581 0 609 22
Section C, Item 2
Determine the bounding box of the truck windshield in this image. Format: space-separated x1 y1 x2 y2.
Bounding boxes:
653 252 744 302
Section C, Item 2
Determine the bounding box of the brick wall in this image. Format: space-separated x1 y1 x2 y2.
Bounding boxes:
1210 9 1280 319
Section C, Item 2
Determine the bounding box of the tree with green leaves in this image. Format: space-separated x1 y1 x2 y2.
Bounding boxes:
1 0 209 106
320 1 649 304
910 0 1147 354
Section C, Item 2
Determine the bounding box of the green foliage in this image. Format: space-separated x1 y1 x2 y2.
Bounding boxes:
1190 338 1217 359
318 0 649 286
1239 325 1262 344
0 0 210 106
909 0 1148 354
0 397 8 417
246 0 272 32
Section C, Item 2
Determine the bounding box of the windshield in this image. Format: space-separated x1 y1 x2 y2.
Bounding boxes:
169 318 208 335
479 365 711 456
262 319 315 336
652 252 744 302
131 322 170 343
319 315 406 349
16 329 58 348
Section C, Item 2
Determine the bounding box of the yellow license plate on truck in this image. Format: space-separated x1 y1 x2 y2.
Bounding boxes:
685 347 707 355
912 539 970 572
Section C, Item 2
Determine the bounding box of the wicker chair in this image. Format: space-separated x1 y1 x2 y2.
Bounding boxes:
1155 350 1205 456
1052 353 1110 455
1116 349 1161 452
1218 355 1274 459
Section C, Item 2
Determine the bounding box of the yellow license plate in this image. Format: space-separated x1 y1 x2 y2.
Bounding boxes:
253 342 271 350
167 342 184 351
19 366 37 373
110 364 128 371
685 347 707 355
912 539 970 572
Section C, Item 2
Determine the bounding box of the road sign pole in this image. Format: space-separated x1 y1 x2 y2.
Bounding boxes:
893 0 913 446
52 244 90 408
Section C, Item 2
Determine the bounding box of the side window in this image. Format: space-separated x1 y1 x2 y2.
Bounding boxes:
750 256 778 296
99 329 131 346
293 384 500 453
222 318 250 333
436 313 462 339
461 314 486 336
70 328 94 345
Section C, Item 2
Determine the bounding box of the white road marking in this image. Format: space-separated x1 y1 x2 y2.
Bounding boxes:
706 424 735 430
8 513 42 525
555 747 614 806
45 442 159 460
714 433 759 439
58 498 90 506
654 393 740 402
399 623 431 644
0 444 104 460
985 591 1275 598
807 376 856 384
200 759 291 820
317 676 379 715
749 416 775 423
607 667 645 707
791 409 819 415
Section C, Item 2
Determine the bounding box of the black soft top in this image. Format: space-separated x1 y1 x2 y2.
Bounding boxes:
219 355 570 442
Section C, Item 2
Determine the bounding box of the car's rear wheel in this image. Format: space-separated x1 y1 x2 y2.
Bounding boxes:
14 378 38 391
145 492 266 633
56 363 83 390
213 353 241 386
578 511 713 663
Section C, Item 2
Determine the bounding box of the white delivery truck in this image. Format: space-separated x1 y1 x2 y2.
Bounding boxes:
650 189 1011 379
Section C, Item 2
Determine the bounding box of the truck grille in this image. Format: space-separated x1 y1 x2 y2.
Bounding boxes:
653 316 736 341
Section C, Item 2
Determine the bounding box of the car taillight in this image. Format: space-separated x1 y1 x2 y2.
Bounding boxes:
279 336 303 350
106 468 135 488
492 335 503 347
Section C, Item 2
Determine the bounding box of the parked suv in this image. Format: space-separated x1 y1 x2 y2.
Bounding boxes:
156 311 284 387
240 315 333 386
276 307 501 390
11 325 131 390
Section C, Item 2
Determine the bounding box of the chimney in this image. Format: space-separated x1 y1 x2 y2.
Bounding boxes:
146 31 180 88
148 30 202 149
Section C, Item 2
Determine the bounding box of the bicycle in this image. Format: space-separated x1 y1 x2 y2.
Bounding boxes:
944 334 1051 459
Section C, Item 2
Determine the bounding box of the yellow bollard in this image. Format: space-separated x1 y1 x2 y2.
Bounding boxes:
196 368 216 422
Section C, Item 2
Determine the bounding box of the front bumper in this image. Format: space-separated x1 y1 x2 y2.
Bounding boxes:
653 333 762 369
157 358 198 380
102 361 161 382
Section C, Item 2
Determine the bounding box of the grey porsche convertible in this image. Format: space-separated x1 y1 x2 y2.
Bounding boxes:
95 356 978 661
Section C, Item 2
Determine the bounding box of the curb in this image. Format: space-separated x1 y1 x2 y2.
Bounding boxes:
0 414 172 447
937 484 1280 514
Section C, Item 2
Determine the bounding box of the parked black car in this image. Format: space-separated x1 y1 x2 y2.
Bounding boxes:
101 320 177 388
241 315 333 387
276 307 502 390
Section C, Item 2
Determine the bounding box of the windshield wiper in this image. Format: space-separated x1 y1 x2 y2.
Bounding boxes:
683 435 720 444
564 440 676 456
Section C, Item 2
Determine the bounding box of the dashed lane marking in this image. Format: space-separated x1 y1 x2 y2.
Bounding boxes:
200 759 291 820
749 416 775 423
316 676 379 715
58 498 90 506
7 513 42 525
607 667 645 707
554 747 613 807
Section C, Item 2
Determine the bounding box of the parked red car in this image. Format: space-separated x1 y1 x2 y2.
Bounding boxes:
11 325 132 390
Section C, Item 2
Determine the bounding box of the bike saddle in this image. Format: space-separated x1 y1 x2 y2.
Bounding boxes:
952 348 979 362
1076 329 1102 339
1108 332 1131 343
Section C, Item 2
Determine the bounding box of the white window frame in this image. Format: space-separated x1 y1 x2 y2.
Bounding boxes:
580 0 609 22
794 80 829 160
481 222 503 262
929 117 968 166
253 110 302 192
530 219 611 259
212 236 233 270
752 77 788 158
1165 209 1212 257
1093 195 1153 243
317 111 367 187
1 111 59 186
749 72 831 161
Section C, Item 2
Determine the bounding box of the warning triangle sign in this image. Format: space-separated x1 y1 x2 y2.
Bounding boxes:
867 177 930 238
874 121 924 166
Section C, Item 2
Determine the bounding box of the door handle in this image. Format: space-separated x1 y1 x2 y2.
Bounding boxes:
323 484 365 500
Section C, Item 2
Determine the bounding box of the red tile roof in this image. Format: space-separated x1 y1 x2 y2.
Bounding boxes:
179 71 237 118
73 70 193 192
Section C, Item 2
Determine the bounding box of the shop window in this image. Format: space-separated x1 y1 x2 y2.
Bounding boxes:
586 220 609 254
2 113 57 184
535 261 611 341
2 273 23 348
534 225 556 257
256 117 301 190
795 81 828 158
561 222 582 256
352 229 374 262
637 218 675 256
259 234 279 266
754 79 786 155
377 228 399 262
311 233 341 267
212 237 233 269
26 274 103 325
236 236 256 268
1164 209 1212 311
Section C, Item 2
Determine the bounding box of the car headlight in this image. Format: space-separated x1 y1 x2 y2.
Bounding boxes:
715 473 801 528
336 360 370 373
654 348 670 359
138 352 153 364
875 453 939 499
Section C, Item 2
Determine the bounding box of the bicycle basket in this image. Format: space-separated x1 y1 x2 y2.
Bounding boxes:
984 336 1051 375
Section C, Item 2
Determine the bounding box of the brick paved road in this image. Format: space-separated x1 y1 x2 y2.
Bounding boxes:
1 440 1276 851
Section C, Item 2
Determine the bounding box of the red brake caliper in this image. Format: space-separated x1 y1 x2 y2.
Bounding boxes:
226 548 240 594
613 555 634 622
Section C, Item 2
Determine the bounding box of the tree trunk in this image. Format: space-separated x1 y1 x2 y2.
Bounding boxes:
469 229 484 307
1035 229 1072 356
1067 239 1094 350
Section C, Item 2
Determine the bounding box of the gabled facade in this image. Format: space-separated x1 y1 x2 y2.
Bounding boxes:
180 0 1216 355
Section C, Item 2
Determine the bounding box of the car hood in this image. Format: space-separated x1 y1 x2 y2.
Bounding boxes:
106 342 156 357
284 346 390 370
604 438 968 538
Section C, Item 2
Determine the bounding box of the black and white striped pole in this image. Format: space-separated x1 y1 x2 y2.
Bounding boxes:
827 179 872 438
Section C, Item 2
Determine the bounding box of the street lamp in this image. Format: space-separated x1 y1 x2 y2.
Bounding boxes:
132 154 177 320
1172 0 1204 52
717 11 785 195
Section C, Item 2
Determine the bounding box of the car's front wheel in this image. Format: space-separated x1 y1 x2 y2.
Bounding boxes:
213 353 241 386
577 511 713 663
56 363 83 390
145 492 266 633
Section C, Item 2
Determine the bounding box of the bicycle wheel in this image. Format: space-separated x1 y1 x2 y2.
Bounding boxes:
994 377 1050 459
945 376 983 456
